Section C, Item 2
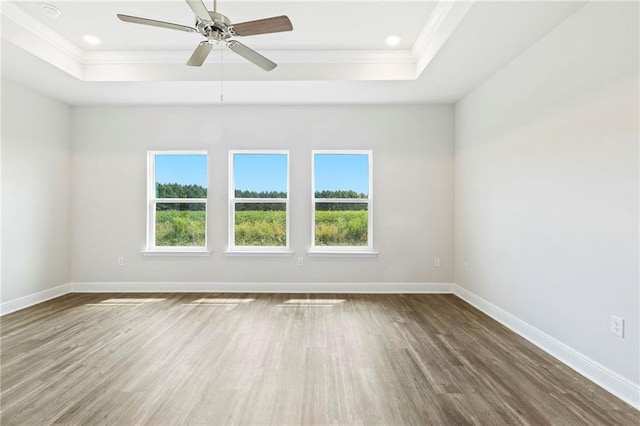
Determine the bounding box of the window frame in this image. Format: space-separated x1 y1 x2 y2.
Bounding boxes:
145 150 209 253
310 150 374 253
228 150 291 253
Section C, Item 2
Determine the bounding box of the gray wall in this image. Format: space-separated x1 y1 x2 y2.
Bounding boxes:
71 105 454 283
454 2 639 385
1 78 71 303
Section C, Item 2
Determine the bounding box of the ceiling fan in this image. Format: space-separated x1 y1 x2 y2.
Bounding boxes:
117 0 292 71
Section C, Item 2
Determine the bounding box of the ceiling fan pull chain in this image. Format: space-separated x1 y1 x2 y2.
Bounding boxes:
220 42 224 102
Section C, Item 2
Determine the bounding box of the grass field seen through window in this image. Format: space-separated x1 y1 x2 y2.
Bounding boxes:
155 210 368 247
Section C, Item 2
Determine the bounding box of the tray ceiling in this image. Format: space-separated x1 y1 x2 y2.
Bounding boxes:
1 1 586 104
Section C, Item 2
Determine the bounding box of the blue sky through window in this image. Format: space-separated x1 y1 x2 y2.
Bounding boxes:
315 154 369 196
234 154 288 193
155 154 207 187
154 153 368 195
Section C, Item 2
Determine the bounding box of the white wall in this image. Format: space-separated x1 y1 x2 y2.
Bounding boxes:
71 105 454 284
1 78 71 303
455 1 639 386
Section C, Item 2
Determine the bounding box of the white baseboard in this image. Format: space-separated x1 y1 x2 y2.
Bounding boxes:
71 282 455 294
453 284 640 410
0 283 72 316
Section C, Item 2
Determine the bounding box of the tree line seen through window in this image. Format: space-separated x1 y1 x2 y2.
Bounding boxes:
157 183 367 211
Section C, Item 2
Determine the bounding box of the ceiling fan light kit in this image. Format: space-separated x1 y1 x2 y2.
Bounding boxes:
117 0 292 71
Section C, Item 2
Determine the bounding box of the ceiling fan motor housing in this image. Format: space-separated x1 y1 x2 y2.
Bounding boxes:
197 11 232 40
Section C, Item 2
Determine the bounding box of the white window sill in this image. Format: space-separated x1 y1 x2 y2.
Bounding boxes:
224 250 294 257
306 250 378 258
141 249 212 257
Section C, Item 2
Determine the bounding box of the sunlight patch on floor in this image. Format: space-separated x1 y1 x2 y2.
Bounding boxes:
181 298 255 307
86 298 166 306
278 299 345 307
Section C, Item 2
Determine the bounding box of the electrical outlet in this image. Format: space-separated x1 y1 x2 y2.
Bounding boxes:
117 256 125 267
433 257 441 268
297 257 304 267
463 261 469 273
611 315 624 338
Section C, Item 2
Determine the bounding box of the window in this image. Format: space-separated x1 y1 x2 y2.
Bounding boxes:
146 151 208 252
228 151 289 252
311 151 373 252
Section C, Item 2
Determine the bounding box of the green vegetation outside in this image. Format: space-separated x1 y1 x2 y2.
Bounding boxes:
154 210 368 247
156 210 206 246
154 184 368 247
156 183 206 200
235 211 286 246
315 210 367 246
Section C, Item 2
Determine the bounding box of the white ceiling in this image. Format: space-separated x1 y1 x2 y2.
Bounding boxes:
14 1 437 51
1 1 586 105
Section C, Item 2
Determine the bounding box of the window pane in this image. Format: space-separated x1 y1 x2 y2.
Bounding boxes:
314 154 368 199
155 154 207 198
235 203 286 247
315 203 368 246
155 203 206 247
234 154 287 198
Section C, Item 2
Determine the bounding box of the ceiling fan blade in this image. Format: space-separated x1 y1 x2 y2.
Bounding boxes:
185 0 212 22
187 41 214 66
231 16 293 36
117 14 197 33
228 41 277 71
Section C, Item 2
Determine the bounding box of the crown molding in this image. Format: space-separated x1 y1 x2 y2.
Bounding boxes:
1 2 83 62
411 0 475 77
412 0 456 58
1 0 472 81
81 48 415 65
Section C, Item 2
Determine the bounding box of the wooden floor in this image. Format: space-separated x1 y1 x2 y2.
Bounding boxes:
1 294 637 425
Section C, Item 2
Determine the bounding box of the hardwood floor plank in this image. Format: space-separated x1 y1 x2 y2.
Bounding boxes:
1 293 638 425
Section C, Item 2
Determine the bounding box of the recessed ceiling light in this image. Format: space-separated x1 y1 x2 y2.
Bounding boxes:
83 34 101 45
386 34 401 47
39 3 61 18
